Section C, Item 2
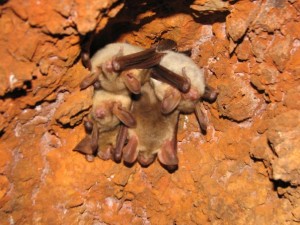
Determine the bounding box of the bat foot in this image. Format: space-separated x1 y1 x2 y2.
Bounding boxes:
85 154 95 162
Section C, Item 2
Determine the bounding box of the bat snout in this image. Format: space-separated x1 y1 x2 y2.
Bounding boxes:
94 107 107 119
102 60 114 73
182 87 200 101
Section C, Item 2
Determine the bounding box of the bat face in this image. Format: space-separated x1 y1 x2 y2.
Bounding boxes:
151 50 206 114
91 90 135 132
89 43 153 94
122 82 180 169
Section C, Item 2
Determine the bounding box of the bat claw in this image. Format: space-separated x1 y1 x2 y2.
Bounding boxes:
155 39 177 52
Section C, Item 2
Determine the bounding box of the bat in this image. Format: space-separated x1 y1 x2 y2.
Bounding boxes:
73 88 135 161
74 38 218 168
121 82 180 171
150 50 218 132
80 43 164 94
79 40 189 95
90 89 136 132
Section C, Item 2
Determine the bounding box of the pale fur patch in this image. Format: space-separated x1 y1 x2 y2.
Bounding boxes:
159 51 205 95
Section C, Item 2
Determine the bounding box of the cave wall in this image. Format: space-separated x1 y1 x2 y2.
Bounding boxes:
0 0 300 224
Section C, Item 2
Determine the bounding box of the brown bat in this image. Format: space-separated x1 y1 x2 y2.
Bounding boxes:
80 43 163 94
74 41 168 161
73 89 135 161
121 82 180 170
150 50 218 132
75 39 216 166
90 89 136 132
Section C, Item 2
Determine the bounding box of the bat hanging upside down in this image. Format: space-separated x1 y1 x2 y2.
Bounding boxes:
73 39 218 170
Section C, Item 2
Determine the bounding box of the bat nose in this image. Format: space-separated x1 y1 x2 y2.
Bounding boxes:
95 108 106 119
182 87 200 101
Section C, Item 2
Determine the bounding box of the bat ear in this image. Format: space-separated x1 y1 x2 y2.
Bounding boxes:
202 85 219 103
121 71 141 94
194 102 209 133
157 139 178 166
112 104 136 127
113 125 128 162
80 73 99 90
122 135 139 164
151 65 191 93
161 89 181 114
90 125 99 152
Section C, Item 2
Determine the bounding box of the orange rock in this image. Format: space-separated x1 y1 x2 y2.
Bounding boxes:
0 0 299 224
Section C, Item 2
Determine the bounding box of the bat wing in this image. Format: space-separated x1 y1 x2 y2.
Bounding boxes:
122 135 139 164
157 137 178 166
194 102 209 133
151 65 191 93
113 39 178 71
113 48 164 71
113 124 128 162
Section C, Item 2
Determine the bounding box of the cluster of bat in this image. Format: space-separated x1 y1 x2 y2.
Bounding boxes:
73 39 218 170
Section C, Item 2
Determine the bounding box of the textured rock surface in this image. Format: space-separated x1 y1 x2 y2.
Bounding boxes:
0 0 300 224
